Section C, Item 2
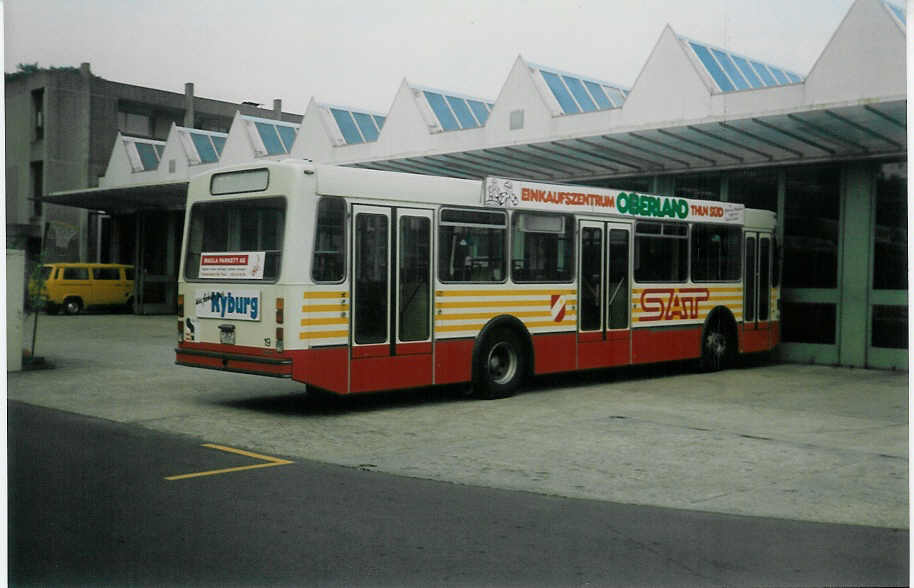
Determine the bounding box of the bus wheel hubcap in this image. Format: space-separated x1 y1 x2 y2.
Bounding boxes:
488 342 517 385
707 332 725 357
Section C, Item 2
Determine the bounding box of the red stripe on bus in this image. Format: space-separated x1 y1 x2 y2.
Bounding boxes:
632 326 702 364
350 354 433 393
741 321 777 354
532 332 576 374
578 330 630 370
435 339 474 385
291 347 348 394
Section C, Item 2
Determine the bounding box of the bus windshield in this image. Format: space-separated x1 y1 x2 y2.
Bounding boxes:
183 197 285 281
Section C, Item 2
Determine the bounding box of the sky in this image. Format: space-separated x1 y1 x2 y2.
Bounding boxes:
3 0 858 115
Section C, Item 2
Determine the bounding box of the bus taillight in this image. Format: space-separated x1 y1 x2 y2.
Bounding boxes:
177 294 184 318
276 327 284 352
276 297 284 324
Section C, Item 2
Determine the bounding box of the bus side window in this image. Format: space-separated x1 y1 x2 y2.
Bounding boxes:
438 209 506 283
633 222 688 283
312 197 346 283
511 212 574 283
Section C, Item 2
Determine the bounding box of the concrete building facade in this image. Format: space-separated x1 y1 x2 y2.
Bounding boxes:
5 62 301 312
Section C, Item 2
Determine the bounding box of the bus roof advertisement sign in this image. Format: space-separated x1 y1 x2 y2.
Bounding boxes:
199 251 266 280
483 177 744 225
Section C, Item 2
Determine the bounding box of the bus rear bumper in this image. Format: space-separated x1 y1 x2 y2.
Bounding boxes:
175 345 292 378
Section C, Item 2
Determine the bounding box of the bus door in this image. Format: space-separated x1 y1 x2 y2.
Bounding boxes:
742 230 773 353
578 220 631 369
351 205 434 393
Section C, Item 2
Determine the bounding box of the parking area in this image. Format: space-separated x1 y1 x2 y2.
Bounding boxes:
8 313 909 528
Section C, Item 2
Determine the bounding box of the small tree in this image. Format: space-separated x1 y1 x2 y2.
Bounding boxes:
24 257 49 362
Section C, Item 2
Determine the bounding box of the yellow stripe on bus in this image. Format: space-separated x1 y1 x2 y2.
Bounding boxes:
303 291 348 299
301 303 350 313
436 299 551 309
435 318 576 332
300 330 349 340
437 310 551 320
437 288 576 297
300 317 349 327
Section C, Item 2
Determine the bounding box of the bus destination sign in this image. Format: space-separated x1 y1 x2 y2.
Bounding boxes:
484 177 744 225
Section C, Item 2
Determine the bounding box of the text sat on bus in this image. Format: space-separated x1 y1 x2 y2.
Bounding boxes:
175 160 779 399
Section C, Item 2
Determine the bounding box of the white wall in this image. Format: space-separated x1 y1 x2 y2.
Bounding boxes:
6 249 24 372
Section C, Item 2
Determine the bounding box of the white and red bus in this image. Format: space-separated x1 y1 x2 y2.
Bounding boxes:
176 160 779 398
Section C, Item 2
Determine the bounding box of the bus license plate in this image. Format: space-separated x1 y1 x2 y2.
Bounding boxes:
219 325 236 345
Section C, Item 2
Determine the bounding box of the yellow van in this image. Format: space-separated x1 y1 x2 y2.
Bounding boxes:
36 263 135 315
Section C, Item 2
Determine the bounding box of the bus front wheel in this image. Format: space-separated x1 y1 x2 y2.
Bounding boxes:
475 328 525 399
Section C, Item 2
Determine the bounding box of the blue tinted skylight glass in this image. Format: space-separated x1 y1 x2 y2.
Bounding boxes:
688 41 735 92
603 86 625 107
446 96 478 128
730 55 763 88
784 71 802 83
190 132 218 163
423 91 460 131
276 125 297 151
352 112 379 141
583 81 612 109
330 108 363 144
709 48 749 90
467 100 490 125
154 144 165 158
767 66 789 84
211 135 226 155
134 142 159 171
372 115 386 130
886 1 905 24
562 75 597 112
540 70 580 114
255 122 286 154
749 60 776 86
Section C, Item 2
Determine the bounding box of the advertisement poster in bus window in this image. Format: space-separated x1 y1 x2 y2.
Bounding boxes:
198 251 265 279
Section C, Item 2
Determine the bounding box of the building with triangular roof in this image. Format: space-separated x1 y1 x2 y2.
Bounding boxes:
43 0 907 369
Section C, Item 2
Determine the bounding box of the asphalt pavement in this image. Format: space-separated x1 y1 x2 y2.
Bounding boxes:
7 313 909 529
9 401 908 587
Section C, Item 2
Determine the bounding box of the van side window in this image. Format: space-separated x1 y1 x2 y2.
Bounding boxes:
93 267 121 280
62 267 89 280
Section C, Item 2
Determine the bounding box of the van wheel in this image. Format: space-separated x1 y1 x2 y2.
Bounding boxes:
64 298 83 315
474 328 525 399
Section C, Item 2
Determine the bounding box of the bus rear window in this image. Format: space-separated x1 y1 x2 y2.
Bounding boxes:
184 197 285 281
312 197 346 282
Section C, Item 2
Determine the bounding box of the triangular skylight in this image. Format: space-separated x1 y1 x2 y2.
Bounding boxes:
322 104 387 145
123 136 165 172
241 115 300 157
178 128 227 165
882 0 905 29
412 84 495 133
529 62 629 115
680 35 804 93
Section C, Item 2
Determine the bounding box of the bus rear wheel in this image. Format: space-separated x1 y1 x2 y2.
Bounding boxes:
475 328 525 399
701 316 732 372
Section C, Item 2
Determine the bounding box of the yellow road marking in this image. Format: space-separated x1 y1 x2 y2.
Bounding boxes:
165 443 293 481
